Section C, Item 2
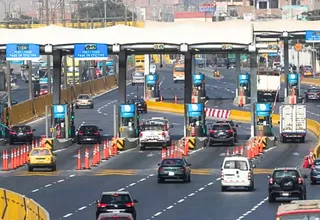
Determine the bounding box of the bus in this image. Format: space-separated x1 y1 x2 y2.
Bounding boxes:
276 200 320 219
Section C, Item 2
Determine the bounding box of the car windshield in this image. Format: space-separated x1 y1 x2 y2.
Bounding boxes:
161 159 185 166
307 89 320 93
133 72 144 76
273 170 299 179
141 124 163 131
280 213 320 219
12 126 31 132
305 66 312 70
101 194 131 204
40 85 48 90
212 124 230 130
78 95 90 99
174 67 184 72
80 126 98 132
224 160 248 170
31 149 51 156
314 160 320 165
217 121 234 126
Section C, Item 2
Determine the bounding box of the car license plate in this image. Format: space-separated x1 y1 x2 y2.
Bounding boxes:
282 193 289 197
168 172 175 176
18 132 23 136
86 138 92 140
112 210 120 213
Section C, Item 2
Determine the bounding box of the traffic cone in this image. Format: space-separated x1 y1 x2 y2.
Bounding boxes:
92 147 97 167
83 148 91 169
2 150 6 171
184 138 189 156
10 149 13 170
13 148 17 169
239 89 244 107
102 141 109 160
109 142 113 157
173 145 177 158
161 148 166 160
174 95 177 104
160 96 163 102
240 146 244 155
96 145 101 164
226 148 229 156
77 150 81 170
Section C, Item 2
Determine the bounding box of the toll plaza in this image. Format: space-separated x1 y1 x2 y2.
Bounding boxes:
145 74 160 101
191 73 207 103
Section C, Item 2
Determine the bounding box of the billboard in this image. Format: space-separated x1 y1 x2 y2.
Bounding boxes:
281 5 308 20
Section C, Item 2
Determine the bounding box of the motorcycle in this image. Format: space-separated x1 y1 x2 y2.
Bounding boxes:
213 71 220 77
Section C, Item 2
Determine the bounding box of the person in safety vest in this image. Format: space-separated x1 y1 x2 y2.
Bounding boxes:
303 156 309 169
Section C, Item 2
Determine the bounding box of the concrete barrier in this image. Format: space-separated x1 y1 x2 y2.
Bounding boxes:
0 187 50 219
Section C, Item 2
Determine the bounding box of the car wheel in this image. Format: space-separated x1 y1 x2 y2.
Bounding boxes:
52 164 57 171
90 105 94 109
140 145 145 151
75 105 79 109
77 140 81 144
248 182 254 191
157 178 164 183
9 140 14 145
28 166 33 172
188 175 191 182
268 194 275 203
311 180 316 185
221 186 227 192
300 137 305 143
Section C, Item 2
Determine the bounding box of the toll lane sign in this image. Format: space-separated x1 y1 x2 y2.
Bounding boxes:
6 44 40 61
305 31 320 42
74 43 108 60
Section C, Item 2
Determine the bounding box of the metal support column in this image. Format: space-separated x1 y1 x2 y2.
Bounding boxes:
283 37 289 97
184 51 192 137
118 50 127 104
28 61 33 100
235 53 241 96
52 50 62 105
47 55 52 93
250 47 258 138
63 56 68 88
5 62 11 107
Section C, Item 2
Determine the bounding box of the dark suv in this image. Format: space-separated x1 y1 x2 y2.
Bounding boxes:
268 167 307 203
76 125 102 144
216 120 238 142
208 123 235 146
9 125 35 144
96 191 138 220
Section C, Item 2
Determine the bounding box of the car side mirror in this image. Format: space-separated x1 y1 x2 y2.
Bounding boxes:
267 175 271 179
188 163 191 166
133 199 138 203
235 125 238 127
171 125 173 128
53 153 57 156
157 163 161 166
160 64 163 68
99 129 103 131
32 129 36 131
252 164 256 168
96 200 99 203
303 174 308 179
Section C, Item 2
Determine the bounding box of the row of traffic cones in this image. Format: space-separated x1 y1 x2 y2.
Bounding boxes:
161 139 190 160
77 140 119 170
2 145 30 171
159 95 178 104
226 146 245 156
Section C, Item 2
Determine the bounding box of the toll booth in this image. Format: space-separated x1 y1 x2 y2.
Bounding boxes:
186 103 206 137
119 104 139 138
255 103 273 137
52 104 70 139
285 73 301 104
145 74 160 100
238 73 250 97
191 73 206 103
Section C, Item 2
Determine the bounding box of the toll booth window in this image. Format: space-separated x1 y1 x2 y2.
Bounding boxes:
67 67 79 73
146 84 155 90
12 126 31 132
189 117 202 124
257 117 270 125
122 118 134 126
224 160 248 171
194 83 202 89
31 149 51 156
174 67 184 72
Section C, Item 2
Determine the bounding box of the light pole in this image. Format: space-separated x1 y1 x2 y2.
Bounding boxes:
0 0 7 18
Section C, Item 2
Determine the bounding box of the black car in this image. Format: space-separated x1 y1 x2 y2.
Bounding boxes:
9 125 35 144
268 167 307 203
96 191 138 220
157 158 191 183
209 123 235 146
76 125 102 144
216 120 238 142
305 88 320 102
129 98 147 113
310 159 320 184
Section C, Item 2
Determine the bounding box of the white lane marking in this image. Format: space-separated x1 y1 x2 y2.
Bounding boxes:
58 174 154 220
159 75 165 87
235 197 268 220
96 100 117 115
146 178 221 220
30 174 75 193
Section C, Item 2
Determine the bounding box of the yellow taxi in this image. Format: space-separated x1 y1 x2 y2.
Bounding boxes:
27 147 56 172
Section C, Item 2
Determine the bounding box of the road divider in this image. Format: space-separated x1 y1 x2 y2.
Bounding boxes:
280 75 320 86
0 187 50 219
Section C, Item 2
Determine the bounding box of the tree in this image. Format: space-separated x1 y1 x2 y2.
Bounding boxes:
72 0 136 22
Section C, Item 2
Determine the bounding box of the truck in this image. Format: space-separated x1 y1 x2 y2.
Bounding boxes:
257 69 281 102
279 104 307 143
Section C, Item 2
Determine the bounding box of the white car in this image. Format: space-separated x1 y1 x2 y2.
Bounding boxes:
132 71 144 85
221 155 255 191
139 117 173 150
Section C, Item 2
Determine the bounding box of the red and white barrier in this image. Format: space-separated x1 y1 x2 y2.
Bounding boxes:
204 108 230 119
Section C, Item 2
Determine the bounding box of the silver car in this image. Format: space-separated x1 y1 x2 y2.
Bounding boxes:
132 71 144 85
75 94 94 109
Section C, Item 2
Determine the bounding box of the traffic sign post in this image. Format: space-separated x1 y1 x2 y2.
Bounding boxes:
305 31 320 42
74 43 108 60
5 44 40 61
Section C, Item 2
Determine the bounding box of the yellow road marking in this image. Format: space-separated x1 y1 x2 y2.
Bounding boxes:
13 171 60 176
94 169 137 176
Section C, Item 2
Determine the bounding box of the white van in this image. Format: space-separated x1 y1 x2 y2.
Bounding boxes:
221 155 255 191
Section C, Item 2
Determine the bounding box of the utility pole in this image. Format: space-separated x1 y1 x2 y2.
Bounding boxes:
61 0 65 24
45 0 49 25
77 0 80 28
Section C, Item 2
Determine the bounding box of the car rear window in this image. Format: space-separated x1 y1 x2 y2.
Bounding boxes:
217 121 234 126
273 170 299 179
174 67 184 72
31 149 51 156
224 160 248 170
141 124 163 131
161 159 185 166
12 126 31 132
307 89 320 93
101 194 132 204
131 99 144 103
212 124 230 130
78 95 90 99
133 72 143 76
79 126 98 132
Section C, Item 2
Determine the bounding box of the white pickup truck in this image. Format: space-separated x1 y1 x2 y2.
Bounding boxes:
139 118 172 150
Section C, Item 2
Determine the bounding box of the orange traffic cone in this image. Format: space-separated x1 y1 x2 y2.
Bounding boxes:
77 150 82 170
83 148 91 169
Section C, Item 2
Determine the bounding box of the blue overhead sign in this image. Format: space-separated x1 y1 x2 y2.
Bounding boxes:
239 74 249 83
120 104 135 118
74 43 108 60
187 103 203 117
53 105 67 119
193 74 204 84
305 31 320 42
255 103 271 117
6 44 40 61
